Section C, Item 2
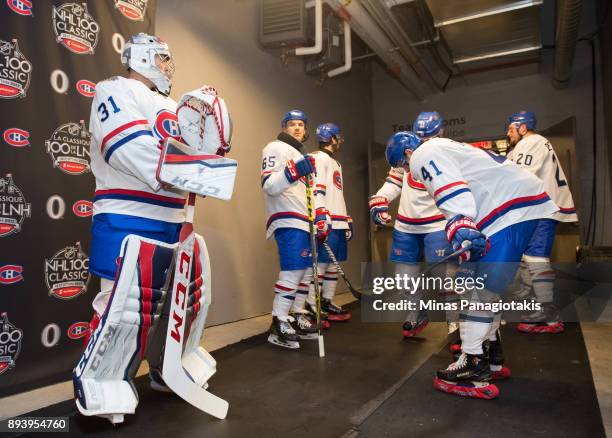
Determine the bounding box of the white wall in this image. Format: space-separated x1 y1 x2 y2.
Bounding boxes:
156 0 373 325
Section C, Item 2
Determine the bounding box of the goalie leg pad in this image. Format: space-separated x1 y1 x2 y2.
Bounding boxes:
73 235 176 423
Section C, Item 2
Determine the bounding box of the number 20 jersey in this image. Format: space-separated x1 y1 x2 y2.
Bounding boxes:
89 76 186 223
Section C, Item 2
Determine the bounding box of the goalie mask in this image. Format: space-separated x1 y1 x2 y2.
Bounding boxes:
121 33 174 96
177 86 233 156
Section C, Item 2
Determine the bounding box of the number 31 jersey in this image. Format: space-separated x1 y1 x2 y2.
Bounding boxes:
506 133 577 223
89 76 186 223
410 137 559 237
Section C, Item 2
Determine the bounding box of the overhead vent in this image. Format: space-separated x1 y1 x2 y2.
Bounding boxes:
260 0 309 48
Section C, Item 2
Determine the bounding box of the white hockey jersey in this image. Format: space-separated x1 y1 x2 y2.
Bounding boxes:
410 138 558 236
374 167 445 234
506 133 577 222
261 138 314 238
89 76 185 223
312 150 349 230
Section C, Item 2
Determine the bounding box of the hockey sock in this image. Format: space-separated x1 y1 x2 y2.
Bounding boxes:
291 268 313 313
272 269 304 318
488 313 502 341
459 289 496 354
395 262 422 323
524 255 555 304
322 265 338 300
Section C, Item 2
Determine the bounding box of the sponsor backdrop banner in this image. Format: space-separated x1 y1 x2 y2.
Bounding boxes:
0 0 156 397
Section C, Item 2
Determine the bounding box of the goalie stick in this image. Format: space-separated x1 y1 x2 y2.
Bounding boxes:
162 193 229 419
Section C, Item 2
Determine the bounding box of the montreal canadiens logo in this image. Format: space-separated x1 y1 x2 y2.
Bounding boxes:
6 0 33 16
333 170 342 190
0 265 23 285
72 200 92 217
45 242 89 300
76 79 95 97
153 109 180 141
0 313 23 376
52 3 100 55
67 322 88 339
0 174 31 238
3 128 29 147
114 0 148 21
45 121 91 175
0 39 32 99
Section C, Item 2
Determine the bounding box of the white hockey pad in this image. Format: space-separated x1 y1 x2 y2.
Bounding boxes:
73 235 176 423
162 231 229 419
156 138 237 201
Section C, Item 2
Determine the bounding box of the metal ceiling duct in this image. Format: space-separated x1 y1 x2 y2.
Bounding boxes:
324 0 428 100
553 0 583 89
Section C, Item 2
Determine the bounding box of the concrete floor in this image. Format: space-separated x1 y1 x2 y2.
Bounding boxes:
1 293 612 438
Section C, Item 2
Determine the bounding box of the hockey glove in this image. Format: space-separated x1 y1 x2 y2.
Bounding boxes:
284 155 316 183
445 215 490 263
315 207 331 242
346 217 354 241
368 196 392 226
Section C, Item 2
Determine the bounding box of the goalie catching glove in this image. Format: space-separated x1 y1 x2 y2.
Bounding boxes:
445 215 490 263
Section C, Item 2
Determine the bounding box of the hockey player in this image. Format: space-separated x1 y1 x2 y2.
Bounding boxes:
85 33 183 393
506 111 577 334
369 113 453 338
261 110 323 349
76 32 234 422
387 116 558 399
304 123 352 321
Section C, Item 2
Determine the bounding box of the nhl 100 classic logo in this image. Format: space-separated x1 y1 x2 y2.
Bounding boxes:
45 121 91 175
0 174 31 238
114 0 148 21
0 313 23 376
0 39 31 99
45 242 89 300
52 3 100 54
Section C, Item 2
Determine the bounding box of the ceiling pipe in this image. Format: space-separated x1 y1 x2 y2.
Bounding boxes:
360 0 442 92
328 19 352 77
325 0 426 100
294 0 323 56
553 0 583 88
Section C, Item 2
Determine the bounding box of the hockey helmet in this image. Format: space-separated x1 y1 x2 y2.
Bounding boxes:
121 33 174 96
316 122 343 143
413 111 443 139
281 109 308 128
385 131 422 168
508 111 536 131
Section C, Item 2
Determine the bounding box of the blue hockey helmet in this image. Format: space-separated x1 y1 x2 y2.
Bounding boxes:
413 111 443 138
385 131 422 168
508 110 536 131
316 122 343 143
281 109 308 128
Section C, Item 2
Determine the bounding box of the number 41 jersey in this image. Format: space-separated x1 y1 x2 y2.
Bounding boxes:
89 76 185 223
410 137 559 237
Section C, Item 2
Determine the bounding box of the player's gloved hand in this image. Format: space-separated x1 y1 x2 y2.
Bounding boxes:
368 196 392 226
284 155 316 183
315 207 331 242
445 215 490 263
346 217 354 241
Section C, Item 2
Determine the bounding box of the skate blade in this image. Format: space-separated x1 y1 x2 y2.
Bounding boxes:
298 333 318 340
517 322 565 334
491 366 512 380
402 321 429 338
327 313 351 322
433 377 499 400
267 334 300 349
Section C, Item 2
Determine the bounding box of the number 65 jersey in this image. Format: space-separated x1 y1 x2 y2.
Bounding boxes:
89 76 185 223
409 137 559 237
506 133 577 223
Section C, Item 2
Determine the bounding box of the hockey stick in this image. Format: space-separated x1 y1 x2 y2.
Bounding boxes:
163 193 229 419
305 174 325 358
420 243 473 277
322 241 362 300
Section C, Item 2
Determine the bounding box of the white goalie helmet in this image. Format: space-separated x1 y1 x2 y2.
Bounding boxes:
121 33 174 96
177 85 233 155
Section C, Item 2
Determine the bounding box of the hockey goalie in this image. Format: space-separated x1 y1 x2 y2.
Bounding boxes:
72 33 235 424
